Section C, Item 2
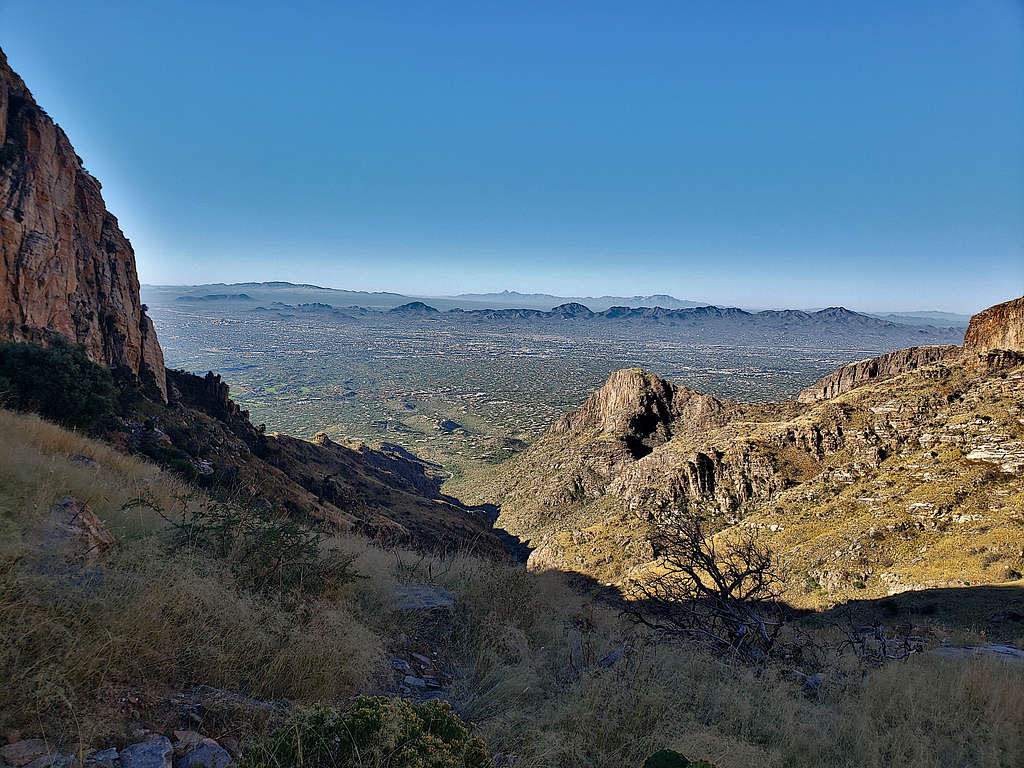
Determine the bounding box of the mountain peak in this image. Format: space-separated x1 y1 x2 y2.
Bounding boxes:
550 302 594 316
552 368 676 444
389 301 439 314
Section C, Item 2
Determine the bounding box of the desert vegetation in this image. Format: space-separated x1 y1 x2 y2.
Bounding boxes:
1 407 1022 767
0 339 115 431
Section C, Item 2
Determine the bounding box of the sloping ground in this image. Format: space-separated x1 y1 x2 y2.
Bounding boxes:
2 407 1023 768
119 369 508 556
0 47 505 558
456 339 1024 598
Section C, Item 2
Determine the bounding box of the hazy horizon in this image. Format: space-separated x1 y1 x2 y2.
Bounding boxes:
3 0 1022 313
142 276 991 315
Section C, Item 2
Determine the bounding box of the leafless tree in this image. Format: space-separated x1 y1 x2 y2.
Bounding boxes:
832 610 923 667
625 511 786 663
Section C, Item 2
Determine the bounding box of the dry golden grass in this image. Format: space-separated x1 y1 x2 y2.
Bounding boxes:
1 407 1022 767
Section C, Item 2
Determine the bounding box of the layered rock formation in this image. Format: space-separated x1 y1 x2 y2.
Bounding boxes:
551 368 731 454
963 296 1024 353
797 345 961 403
471 298 1024 594
796 294 1024 403
0 49 166 398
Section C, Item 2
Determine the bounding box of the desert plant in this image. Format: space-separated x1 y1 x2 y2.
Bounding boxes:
243 697 492 768
123 493 359 595
0 337 115 431
625 511 785 663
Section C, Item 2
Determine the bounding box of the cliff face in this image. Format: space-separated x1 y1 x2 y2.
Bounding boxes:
0 49 166 399
963 296 1024 353
797 345 962 403
477 300 1024 590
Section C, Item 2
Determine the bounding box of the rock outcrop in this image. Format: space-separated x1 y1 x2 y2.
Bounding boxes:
797 345 961 403
482 302 1024 592
0 48 166 399
552 368 731 456
963 295 1024 353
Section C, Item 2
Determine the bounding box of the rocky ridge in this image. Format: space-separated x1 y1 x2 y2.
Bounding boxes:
466 296 1024 596
797 345 961 403
0 49 166 399
797 295 1024 404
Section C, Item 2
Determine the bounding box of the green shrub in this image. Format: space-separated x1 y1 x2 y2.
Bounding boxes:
244 697 492 768
0 337 115 431
124 493 359 596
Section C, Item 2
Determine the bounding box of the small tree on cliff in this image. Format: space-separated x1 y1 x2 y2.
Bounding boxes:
626 511 785 663
0 337 115 431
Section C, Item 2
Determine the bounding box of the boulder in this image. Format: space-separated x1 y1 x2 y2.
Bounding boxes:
1 741 51 768
118 738 172 768
32 497 116 563
176 740 232 768
85 749 119 768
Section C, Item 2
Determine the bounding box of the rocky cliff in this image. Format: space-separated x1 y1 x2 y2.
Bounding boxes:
0 49 166 398
797 345 962 403
963 295 1024 353
466 301 1024 594
551 368 733 455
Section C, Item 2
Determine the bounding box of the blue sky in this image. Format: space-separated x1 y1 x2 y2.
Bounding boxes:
1 0 1022 312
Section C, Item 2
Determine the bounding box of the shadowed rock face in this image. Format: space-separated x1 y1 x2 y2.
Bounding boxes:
798 345 962 403
0 48 166 399
552 367 729 456
964 296 1024 353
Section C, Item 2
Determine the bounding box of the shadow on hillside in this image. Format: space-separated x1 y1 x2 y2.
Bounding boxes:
808 584 1024 640
552 569 1024 643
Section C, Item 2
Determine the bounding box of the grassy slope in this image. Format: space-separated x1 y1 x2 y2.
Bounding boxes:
1 409 1023 767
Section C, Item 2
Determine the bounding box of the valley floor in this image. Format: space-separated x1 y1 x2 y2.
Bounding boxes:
1 408 1023 767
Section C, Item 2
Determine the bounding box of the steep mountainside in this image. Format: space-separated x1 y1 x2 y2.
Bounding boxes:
0 50 166 399
130 369 506 554
797 345 962 402
964 296 1024 353
0 48 505 557
455 298 1024 597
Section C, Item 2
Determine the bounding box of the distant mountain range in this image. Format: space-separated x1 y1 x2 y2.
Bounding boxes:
144 282 972 325
866 311 972 327
141 283 964 350
448 290 705 312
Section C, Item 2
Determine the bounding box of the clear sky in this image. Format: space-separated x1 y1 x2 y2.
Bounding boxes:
2 0 1022 312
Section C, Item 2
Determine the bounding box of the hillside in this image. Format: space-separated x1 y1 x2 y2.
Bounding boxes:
4 406 1023 768
0 48 506 557
452 301 1024 599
